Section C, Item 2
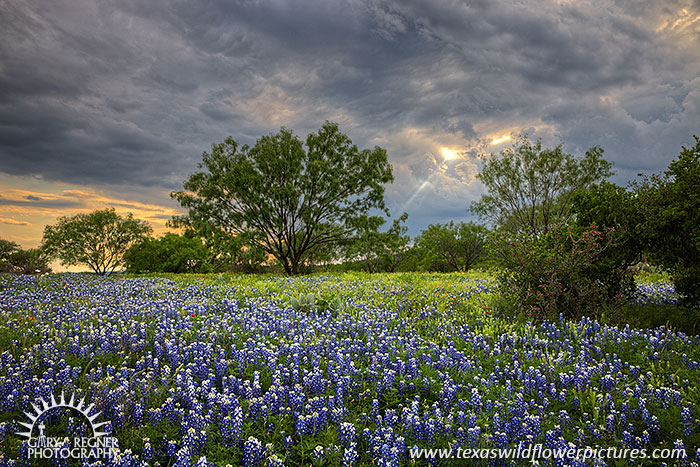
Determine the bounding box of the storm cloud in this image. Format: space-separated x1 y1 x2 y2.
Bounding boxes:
1 0 698 236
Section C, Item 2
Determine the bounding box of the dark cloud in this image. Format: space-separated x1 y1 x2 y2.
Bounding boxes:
0 195 81 210
1 0 699 235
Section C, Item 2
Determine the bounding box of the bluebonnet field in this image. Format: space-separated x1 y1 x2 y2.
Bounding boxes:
0 273 698 466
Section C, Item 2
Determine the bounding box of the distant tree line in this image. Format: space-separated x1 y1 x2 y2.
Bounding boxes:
3 215 492 276
2 123 492 277
115 218 491 275
5 124 697 326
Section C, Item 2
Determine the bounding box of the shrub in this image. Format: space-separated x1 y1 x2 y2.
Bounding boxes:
0 248 51 275
637 136 700 309
672 265 700 312
124 233 212 273
0 238 51 274
493 223 632 320
571 182 645 302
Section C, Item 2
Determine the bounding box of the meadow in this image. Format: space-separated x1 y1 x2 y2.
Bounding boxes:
0 272 698 466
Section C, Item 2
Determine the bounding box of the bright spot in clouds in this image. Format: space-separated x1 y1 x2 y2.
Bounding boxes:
491 135 511 145
441 148 459 161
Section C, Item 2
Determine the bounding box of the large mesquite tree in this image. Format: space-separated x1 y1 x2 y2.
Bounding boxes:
471 135 613 234
172 122 394 275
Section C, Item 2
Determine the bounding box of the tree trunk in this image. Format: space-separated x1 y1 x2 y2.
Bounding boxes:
280 256 292 275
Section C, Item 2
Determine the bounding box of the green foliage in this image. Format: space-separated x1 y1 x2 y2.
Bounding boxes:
0 239 51 274
614 303 699 335
172 122 394 275
471 135 613 234
571 181 643 301
493 223 627 320
637 135 700 308
289 292 315 313
414 221 488 272
124 233 213 273
169 220 267 273
344 212 410 272
289 292 341 315
0 238 19 261
41 208 152 275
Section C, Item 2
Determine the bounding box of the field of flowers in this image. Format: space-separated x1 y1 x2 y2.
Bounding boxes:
0 272 698 466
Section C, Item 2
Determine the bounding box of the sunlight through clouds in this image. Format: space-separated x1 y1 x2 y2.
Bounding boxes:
1 0 699 240
490 135 511 145
440 147 459 161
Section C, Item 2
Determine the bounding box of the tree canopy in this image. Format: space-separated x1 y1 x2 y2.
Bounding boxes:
172 122 394 275
471 136 613 234
42 208 152 275
414 221 488 272
571 181 644 300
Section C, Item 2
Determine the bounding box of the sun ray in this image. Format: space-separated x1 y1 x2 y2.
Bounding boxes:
400 177 433 212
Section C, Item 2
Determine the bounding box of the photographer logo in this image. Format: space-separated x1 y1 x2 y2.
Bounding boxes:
16 392 119 460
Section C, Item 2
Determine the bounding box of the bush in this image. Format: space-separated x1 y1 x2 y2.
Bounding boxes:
124 233 212 273
637 136 700 309
571 182 644 302
672 264 700 311
493 223 632 320
0 238 51 275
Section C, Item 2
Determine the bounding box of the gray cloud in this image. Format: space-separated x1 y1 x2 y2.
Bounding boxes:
0 195 81 210
0 217 31 226
1 0 699 235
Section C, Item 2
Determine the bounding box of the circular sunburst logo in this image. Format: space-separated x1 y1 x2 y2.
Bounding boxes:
16 391 109 439
14 391 119 461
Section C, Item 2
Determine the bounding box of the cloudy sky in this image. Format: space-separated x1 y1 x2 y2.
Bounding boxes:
1 0 699 250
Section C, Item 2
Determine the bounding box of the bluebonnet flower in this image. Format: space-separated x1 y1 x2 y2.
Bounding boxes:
606 413 616 433
466 426 481 447
283 435 294 451
470 388 482 413
267 454 285 467
243 436 265 467
681 407 694 436
339 422 357 445
142 438 153 462
174 447 192 467
494 431 509 448
166 440 178 458
312 445 325 466
342 443 359 467
221 413 242 447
